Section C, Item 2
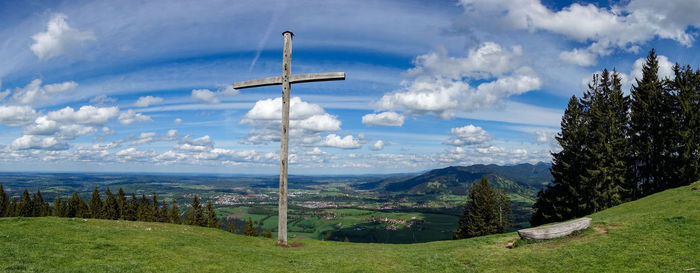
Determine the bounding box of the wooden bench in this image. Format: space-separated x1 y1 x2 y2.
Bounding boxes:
517 217 592 240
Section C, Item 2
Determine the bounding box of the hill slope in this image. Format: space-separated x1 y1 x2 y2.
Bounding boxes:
358 162 552 195
1 181 698 272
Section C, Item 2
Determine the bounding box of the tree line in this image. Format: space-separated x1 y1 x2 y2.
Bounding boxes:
531 49 700 226
0 185 271 238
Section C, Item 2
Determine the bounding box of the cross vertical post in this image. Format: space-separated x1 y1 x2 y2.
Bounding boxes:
278 31 292 246
232 31 345 247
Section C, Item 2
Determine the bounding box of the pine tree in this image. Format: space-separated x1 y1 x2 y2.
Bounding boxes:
104 188 119 220
17 189 32 217
126 193 138 221
531 96 587 226
158 202 169 223
630 49 671 197
117 188 127 220
53 197 65 217
580 70 630 213
205 200 218 228
66 192 82 218
0 184 9 217
151 193 160 221
226 223 235 233
32 190 49 216
137 194 152 221
185 195 205 226
89 187 103 219
78 195 90 218
8 198 17 217
168 200 181 224
454 176 510 239
243 216 258 236
669 64 700 189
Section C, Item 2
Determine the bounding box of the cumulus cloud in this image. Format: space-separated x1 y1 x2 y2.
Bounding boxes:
240 97 342 144
89 95 117 105
191 89 219 104
370 140 385 151
459 0 700 66
444 124 493 146
174 118 183 124
191 86 238 104
362 111 405 127
175 135 214 152
48 106 119 125
375 42 541 119
130 132 157 145
30 13 96 60
118 109 152 125
11 135 68 150
9 79 77 105
134 96 163 107
0 105 37 126
319 134 362 149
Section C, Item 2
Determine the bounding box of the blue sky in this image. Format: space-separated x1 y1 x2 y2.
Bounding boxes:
0 0 699 174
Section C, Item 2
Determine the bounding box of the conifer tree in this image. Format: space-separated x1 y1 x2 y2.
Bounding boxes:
454 177 510 239
669 64 700 189
226 223 235 233
53 197 65 217
117 188 127 220
126 193 138 221
244 216 258 236
168 200 181 224
186 195 205 226
0 184 8 217
137 194 152 221
205 200 218 228
8 198 17 217
89 187 103 219
151 193 160 221
18 189 32 217
580 70 630 212
78 195 90 218
531 96 587 226
158 202 169 223
104 188 119 220
32 190 49 216
66 192 82 218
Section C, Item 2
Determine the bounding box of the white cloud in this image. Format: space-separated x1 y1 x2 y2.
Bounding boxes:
134 96 163 107
191 89 220 104
11 135 68 150
0 90 9 101
362 111 404 127
163 129 178 141
319 134 362 149
30 13 96 60
48 105 119 125
559 49 597 66
89 95 116 105
175 135 214 152
370 140 385 151
130 132 157 145
10 79 77 105
459 0 700 65
375 42 540 119
118 109 152 125
534 130 554 143
240 97 342 144
0 105 38 126
174 118 183 124
444 124 493 146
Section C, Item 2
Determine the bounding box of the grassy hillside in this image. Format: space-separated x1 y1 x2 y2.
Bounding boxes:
1 181 698 272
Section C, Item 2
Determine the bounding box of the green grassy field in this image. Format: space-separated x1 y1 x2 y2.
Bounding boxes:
1 181 699 272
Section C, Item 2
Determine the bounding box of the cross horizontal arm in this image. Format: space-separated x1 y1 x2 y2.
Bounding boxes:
233 76 282 89
233 72 345 90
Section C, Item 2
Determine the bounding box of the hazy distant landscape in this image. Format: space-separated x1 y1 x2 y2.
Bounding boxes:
0 162 551 243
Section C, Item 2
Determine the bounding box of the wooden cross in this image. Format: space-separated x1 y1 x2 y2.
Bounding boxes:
232 31 345 246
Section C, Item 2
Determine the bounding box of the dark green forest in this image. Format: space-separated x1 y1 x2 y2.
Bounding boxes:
532 49 700 226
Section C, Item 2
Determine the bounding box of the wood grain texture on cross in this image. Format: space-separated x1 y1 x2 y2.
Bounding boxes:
231 31 345 246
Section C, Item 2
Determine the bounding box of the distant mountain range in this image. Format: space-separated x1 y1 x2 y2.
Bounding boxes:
356 162 552 196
